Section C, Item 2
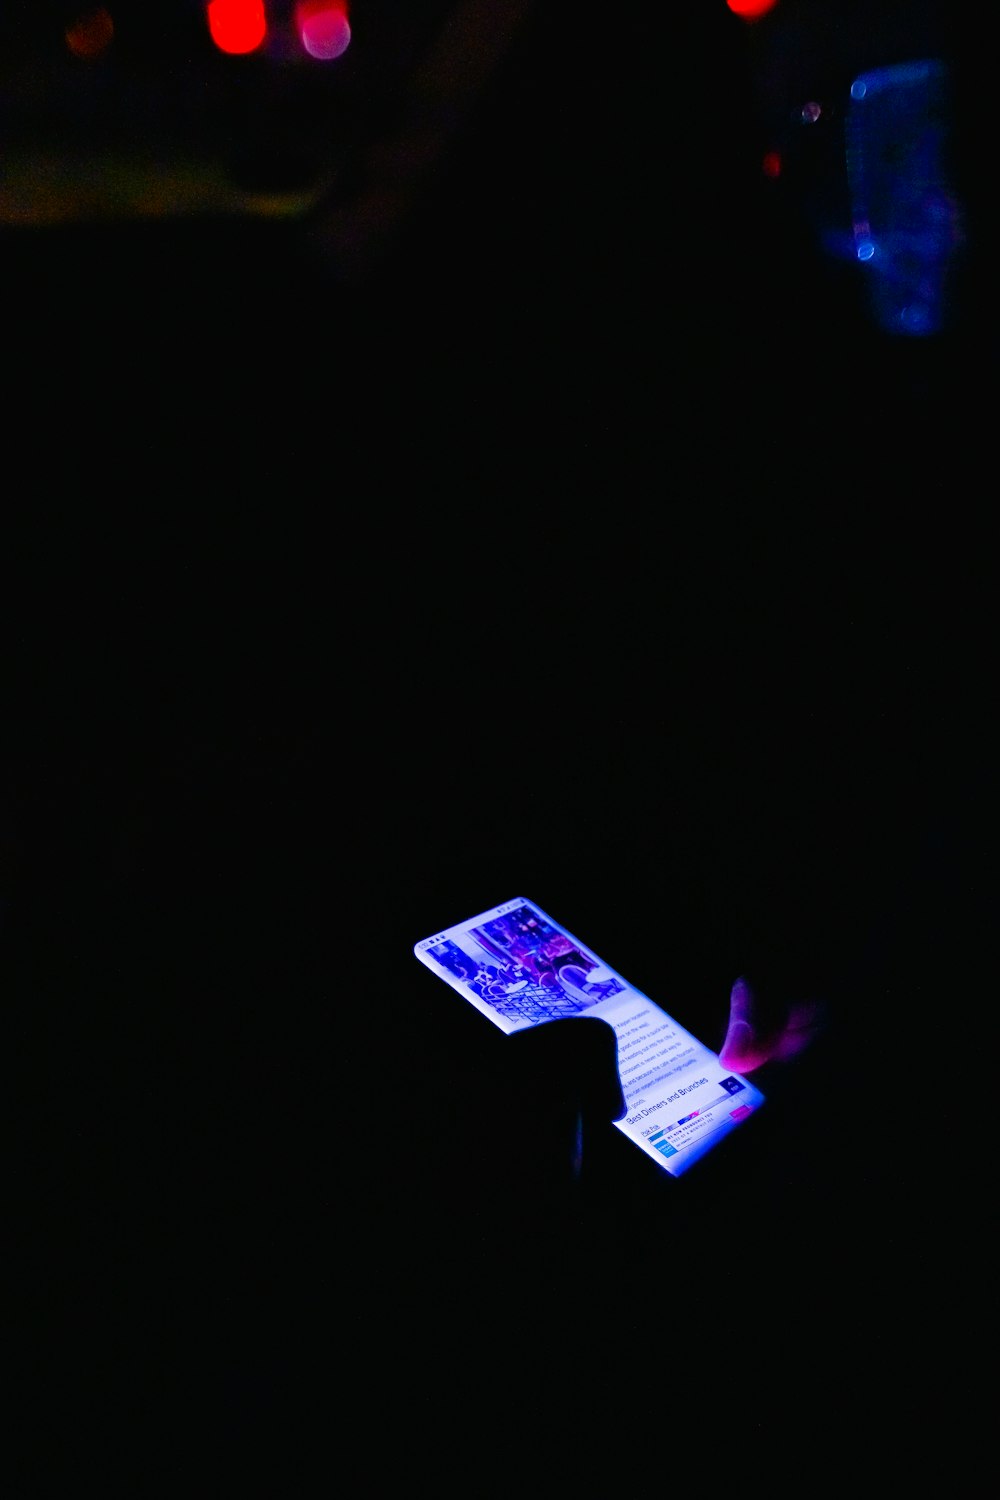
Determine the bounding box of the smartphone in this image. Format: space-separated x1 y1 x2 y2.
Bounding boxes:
414 897 765 1180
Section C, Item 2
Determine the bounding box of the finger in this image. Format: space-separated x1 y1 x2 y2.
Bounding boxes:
718 976 775 1073
727 974 756 1025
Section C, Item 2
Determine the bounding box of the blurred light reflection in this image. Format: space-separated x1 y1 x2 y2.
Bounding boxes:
295 1 351 61
846 60 964 336
65 8 114 60
207 0 268 56
726 0 780 19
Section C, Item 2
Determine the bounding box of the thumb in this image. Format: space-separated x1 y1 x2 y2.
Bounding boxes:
505 1016 626 1187
509 1015 625 1124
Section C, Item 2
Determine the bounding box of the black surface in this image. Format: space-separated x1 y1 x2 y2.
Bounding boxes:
3 4 991 1490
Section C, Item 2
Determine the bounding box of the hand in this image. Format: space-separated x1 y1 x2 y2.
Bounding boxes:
718 975 826 1074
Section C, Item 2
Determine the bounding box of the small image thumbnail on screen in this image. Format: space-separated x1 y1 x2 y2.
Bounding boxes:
427 904 626 1024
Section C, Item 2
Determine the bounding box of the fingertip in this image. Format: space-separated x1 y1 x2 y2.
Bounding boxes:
719 1017 755 1071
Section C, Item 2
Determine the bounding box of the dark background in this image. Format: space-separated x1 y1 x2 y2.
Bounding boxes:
3 2 991 1490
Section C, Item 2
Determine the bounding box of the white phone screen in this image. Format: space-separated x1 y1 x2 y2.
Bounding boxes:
414 897 765 1179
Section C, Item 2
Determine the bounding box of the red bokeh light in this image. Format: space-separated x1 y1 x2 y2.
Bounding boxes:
206 0 267 55
295 0 351 61
726 0 780 20
65 7 115 59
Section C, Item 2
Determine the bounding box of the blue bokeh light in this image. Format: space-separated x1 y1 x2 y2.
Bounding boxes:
845 59 962 336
